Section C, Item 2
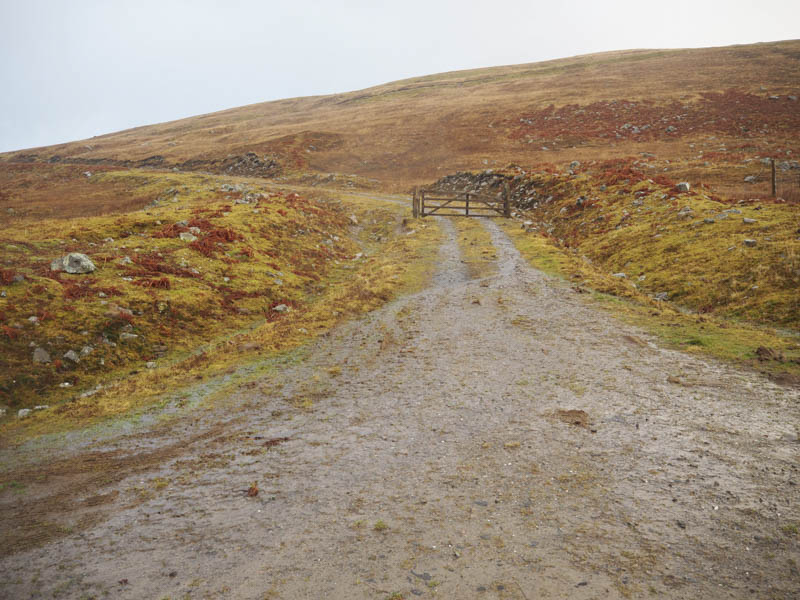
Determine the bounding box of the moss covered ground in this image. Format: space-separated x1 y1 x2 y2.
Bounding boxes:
0 171 442 440
497 160 800 380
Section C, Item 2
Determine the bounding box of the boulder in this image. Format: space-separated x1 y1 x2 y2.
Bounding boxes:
744 239 757 247
50 253 96 274
675 182 690 193
179 232 197 242
63 350 80 363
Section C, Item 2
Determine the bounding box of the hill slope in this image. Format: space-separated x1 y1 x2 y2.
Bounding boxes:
2 40 799 187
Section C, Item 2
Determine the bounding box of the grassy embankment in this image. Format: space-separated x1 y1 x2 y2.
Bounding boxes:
495 162 800 380
0 170 441 440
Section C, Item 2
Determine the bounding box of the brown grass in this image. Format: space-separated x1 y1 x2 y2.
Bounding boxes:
1 41 798 190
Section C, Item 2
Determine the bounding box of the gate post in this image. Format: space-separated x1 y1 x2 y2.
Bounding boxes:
420 191 425 217
503 182 511 217
412 188 418 218
465 192 470 217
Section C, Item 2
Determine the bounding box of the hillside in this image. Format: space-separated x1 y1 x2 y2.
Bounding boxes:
1 40 799 191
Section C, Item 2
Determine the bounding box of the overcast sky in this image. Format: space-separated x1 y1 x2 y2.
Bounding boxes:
1 0 797 152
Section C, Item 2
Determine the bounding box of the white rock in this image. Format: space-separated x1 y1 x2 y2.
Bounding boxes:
50 253 96 274
17 409 31 418
179 232 197 242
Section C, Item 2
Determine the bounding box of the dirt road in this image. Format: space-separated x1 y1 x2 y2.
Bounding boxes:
1 218 798 599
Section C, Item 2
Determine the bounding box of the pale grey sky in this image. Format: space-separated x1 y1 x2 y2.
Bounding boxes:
1 0 797 152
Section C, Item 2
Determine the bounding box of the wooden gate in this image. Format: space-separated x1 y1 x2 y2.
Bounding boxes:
412 185 510 218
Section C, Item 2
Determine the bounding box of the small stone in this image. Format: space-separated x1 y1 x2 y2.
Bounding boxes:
654 292 669 301
743 239 757 247
179 232 197 242
743 218 757 224
612 272 627 279
59 382 72 388
272 304 290 313
17 409 32 419
33 347 51 364
349 214 359 225
28 316 39 323
744 175 757 183
63 350 80 363
146 361 157 369
703 218 715 224
0 407 5 417
33 405 48 411
118 256 133 266
120 332 139 341
675 182 690 193
189 227 201 235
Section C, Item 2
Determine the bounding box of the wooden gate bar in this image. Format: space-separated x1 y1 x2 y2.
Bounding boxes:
417 187 511 218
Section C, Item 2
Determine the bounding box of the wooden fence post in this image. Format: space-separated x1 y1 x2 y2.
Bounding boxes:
503 182 511 217
465 192 470 217
771 159 777 198
412 188 418 218
420 191 425 217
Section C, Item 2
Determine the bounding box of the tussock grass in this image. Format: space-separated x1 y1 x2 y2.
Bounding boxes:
499 165 800 379
0 173 442 440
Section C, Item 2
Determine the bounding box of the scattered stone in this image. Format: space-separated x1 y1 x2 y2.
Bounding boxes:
665 126 677 133
179 232 197 242
789 95 798 102
569 160 581 170
118 256 133 266
28 316 39 324
272 304 290 313
33 347 51 364
743 218 757 224
703 218 715 224
59 382 72 388
50 253 97 274
744 175 757 183
105 304 134 319
63 350 80 363
348 214 359 225
146 361 157 369
654 292 669 301
675 182 690 193
612 272 627 278
120 332 139 341
743 239 757 247
17 409 32 419
103 237 114 243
